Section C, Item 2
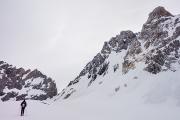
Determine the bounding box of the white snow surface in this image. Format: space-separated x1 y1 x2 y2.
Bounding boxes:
1 10 180 120
25 77 44 86
1 61 180 120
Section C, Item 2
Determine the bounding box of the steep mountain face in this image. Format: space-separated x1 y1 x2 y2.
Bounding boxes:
57 6 180 100
0 61 57 101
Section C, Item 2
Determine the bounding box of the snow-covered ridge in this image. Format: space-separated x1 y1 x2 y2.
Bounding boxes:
56 6 180 102
0 61 57 101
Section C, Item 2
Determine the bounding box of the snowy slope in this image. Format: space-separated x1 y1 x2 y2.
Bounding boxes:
56 6 180 102
1 6 180 120
1 69 180 120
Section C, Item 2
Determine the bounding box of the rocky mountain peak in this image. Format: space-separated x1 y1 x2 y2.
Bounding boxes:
57 6 180 100
146 6 173 24
0 60 58 101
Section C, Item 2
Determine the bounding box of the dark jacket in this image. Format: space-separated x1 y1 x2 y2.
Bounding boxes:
21 100 27 108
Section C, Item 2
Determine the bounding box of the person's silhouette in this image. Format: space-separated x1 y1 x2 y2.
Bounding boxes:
20 99 27 116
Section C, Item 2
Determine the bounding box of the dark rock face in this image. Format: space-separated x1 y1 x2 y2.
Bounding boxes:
67 30 137 87
146 6 173 24
58 6 180 100
140 7 180 74
60 30 137 99
0 61 57 101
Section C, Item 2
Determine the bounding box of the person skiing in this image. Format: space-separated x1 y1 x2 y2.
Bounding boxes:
20 99 27 116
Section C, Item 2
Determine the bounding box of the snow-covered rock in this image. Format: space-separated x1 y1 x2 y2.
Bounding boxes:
57 6 180 102
0 61 57 101
1 6 180 120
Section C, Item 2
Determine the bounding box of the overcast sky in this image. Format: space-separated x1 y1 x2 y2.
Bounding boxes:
0 0 180 91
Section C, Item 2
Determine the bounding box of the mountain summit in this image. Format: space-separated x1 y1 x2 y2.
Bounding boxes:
146 6 173 23
56 6 180 103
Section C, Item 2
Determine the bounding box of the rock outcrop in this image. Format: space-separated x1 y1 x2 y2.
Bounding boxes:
57 6 180 100
0 61 57 101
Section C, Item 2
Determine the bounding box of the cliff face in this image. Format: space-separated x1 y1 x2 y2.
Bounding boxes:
56 6 180 100
0 61 57 101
